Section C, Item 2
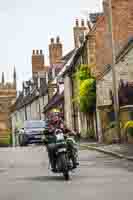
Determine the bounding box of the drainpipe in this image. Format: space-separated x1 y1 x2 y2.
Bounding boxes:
96 109 103 143
24 105 27 120
38 97 41 120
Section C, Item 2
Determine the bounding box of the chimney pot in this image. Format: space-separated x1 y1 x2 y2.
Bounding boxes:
81 19 85 27
56 36 60 43
51 38 54 44
75 19 79 26
33 50 35 55
36 50 39 55
40 49 43 54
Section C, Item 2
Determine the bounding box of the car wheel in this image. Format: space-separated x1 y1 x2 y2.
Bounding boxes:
19 135 28 146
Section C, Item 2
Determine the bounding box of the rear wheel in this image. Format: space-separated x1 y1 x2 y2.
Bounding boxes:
63 171 69 181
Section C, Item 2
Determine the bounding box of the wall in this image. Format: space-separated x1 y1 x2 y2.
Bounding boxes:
97 44 133 143
95 0 133 75
0 84 16 140
64 75 74 130
97 46 133 107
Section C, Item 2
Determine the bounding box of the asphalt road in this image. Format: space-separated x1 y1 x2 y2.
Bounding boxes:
0 145 133 200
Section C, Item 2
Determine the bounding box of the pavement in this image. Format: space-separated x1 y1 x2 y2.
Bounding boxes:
0 145 133 199
80 142 133 161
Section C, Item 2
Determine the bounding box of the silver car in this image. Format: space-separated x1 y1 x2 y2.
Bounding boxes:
18 120 46 146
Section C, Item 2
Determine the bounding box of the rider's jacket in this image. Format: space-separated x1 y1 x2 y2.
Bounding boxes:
43 117 73 145
43 123 57 144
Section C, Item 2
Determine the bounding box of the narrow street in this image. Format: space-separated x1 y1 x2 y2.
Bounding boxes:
0 146 133 200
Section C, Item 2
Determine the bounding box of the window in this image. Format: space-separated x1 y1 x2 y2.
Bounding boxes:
129 112 133 120
108 111 115 122
40 77 46 87
24 121 46 129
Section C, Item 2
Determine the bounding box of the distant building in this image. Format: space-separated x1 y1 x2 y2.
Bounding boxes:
0 68 17 141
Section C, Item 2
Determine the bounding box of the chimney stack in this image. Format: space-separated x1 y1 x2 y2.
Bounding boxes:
49 36 63 65
73 19 88 48
32 49 45 76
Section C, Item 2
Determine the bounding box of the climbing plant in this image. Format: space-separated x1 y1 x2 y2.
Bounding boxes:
74 64 96 113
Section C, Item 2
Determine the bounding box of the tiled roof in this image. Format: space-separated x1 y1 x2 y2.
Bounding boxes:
116 36 133 62
97 36 133 80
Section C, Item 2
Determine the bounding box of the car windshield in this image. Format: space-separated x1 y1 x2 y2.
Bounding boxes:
24 121 46 129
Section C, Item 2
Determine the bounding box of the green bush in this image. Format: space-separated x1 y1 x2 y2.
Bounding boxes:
0 131 12 146
127 127 133 137
0 137 10 146
86 128 95 139
107 121 123 130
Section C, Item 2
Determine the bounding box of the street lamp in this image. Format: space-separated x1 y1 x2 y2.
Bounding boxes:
108 0 121 142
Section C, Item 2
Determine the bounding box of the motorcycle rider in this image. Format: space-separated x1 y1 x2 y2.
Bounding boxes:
44 114 79 172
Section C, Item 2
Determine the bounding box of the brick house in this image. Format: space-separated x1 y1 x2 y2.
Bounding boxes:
95 0 133 76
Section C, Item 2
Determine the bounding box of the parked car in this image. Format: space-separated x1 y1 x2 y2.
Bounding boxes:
18 120 46 146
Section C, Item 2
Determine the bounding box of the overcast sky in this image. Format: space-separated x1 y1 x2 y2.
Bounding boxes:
0 0 103 90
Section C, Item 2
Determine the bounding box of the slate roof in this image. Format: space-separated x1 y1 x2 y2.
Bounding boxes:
11 49 75 113
43 91 64 113
11 82 48 112
89 13 103 24
61 47 84 77
61 49 76 62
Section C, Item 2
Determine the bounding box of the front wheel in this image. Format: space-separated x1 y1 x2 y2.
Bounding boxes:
58 153 70 181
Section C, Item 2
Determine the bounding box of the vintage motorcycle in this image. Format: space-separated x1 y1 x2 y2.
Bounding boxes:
45 128 79 181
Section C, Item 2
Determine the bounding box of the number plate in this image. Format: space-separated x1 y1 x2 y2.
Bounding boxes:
57 148 66 153
34 135 41 139
56 133 64 140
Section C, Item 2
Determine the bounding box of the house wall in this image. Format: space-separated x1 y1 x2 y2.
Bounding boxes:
97 45 133 143
97 46 133 107
31 101 37 120
64 75 74 130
